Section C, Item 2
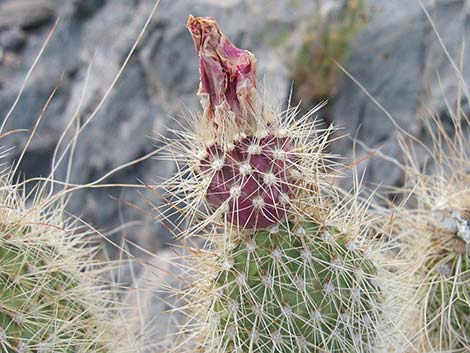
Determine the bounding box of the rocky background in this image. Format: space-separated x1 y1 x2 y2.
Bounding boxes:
1 0 469 343
1 0 467 251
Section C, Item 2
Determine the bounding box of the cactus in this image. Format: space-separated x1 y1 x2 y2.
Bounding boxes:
420 215 470 352
161 16 386 353
0 170 136 353
209 221 381 352
394 120 470 352
394 187 470 353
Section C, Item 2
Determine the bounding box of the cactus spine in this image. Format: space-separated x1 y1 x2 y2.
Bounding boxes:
161 16 386 352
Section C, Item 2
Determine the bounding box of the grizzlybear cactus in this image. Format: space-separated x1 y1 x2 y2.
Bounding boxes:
161 16 387 353
421 214 470 351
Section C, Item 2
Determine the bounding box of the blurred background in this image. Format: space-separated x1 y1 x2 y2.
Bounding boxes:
0 0 468 259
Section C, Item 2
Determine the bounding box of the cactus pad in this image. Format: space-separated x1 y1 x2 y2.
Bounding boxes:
0 224 113 353
209 221 381 352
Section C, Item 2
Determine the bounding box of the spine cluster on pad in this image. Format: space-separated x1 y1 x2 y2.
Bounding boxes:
209 221 380 352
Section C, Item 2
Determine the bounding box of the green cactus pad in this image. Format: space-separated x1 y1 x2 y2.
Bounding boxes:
0 224 111 353
423 240 470 350
211 221 381 352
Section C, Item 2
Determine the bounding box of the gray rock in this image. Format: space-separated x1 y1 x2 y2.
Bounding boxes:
122 249 186 352
422 0 470 112
0 0 56 30
332 0 470 190
0 27 26 52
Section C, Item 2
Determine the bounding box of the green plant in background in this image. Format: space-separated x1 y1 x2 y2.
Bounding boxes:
0 169 137 352
160 16 391 353
293 0 368 105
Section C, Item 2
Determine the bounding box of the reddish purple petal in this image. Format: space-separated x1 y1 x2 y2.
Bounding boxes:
187 15 257 126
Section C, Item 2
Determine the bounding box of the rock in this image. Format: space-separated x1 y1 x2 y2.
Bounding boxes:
0 27 26 52
331 0 427 188
122 249 184 352
331 0 470 190
422 0 470 111
0 0 56 30
72 0 107 18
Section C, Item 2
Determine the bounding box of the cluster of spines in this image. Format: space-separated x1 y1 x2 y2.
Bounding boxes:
199 129 296 229
390 88 470 352
169 215 384 353
159 103 335 239
0 226 107 353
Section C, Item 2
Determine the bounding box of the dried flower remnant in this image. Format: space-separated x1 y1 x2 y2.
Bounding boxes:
188 15 259 145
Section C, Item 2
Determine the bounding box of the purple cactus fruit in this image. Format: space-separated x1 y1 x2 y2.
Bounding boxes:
199 132 297 228
188 16 300 229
